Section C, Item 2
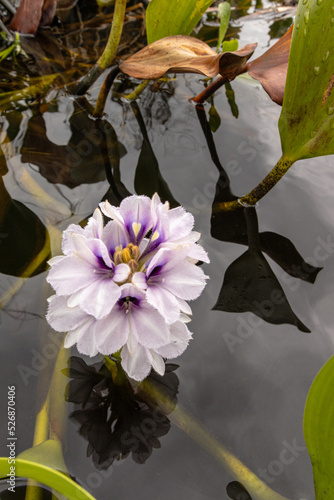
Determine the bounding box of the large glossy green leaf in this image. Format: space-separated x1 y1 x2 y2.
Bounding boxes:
304 356 334 498
278 0 334 161
0 457 95 500
146 0 215 44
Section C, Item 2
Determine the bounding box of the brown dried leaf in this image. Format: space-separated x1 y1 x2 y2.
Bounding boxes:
246 26 293 105
40 0 57 27
120 35 257 80
9 0 56 34
218 43 257 81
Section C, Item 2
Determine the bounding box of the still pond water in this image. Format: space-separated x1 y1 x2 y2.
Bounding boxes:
0 1 333 499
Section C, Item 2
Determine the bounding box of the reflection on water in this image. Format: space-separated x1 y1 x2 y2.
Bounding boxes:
64 357 178 469
0 2 333 500
0 151 50 278
195 103 320 333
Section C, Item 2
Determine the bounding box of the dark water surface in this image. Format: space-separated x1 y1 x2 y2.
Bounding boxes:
0 2 333 499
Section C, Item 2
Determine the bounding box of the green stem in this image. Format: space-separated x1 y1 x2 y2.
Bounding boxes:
73 0 127 96
93 65 120 117
117 79 150 101
213 155 294 212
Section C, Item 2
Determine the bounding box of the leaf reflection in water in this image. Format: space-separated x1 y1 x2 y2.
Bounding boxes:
212 208 310 333
0 152 50 278
195 104 317 332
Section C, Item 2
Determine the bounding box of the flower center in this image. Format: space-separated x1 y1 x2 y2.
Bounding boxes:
114 243 140 273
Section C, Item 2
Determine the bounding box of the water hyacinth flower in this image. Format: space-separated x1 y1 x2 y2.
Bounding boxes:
46 194 209 381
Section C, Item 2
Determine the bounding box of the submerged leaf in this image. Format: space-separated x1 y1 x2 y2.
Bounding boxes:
304 356 334 498
146 0 215 44
120 35 256 80
247 25 292 105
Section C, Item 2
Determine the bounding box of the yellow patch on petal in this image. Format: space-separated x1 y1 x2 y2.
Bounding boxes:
151 230 159 242
132 222 141 237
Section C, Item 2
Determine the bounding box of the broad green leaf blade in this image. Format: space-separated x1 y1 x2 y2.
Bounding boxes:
278 0 334 161
17 440 67 473
304 356 334 498
146 0 215 44
217 2 231 52
0 457 96 500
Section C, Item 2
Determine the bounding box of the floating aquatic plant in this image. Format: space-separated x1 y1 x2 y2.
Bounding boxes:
46 194 209 381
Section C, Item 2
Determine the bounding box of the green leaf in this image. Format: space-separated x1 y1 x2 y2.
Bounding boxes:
217 2 231 52
304 356 334 498
208 104 221 132
146 0 215 44
278 0 334 161
222 39 238 52
17 440 67 473
225 81 238 118
0 457 96 500
0 45 15 62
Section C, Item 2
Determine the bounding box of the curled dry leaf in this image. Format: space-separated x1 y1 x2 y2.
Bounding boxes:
119 35 257 80
246 25 293 105
9 0 57 34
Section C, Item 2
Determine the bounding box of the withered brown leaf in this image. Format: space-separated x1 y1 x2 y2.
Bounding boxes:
120 35 256 80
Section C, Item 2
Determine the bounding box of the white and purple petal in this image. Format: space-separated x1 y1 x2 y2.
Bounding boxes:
94 306 130 354
63 316 97 353
67 278 121 319
129 300 170 349
103 219 128 254
131 271 147 290
156 321 192 359
146 285 181 324
47 295 89 332
119 195 152 244
47 256 100 296
121 344 153 382
153 261 209 301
